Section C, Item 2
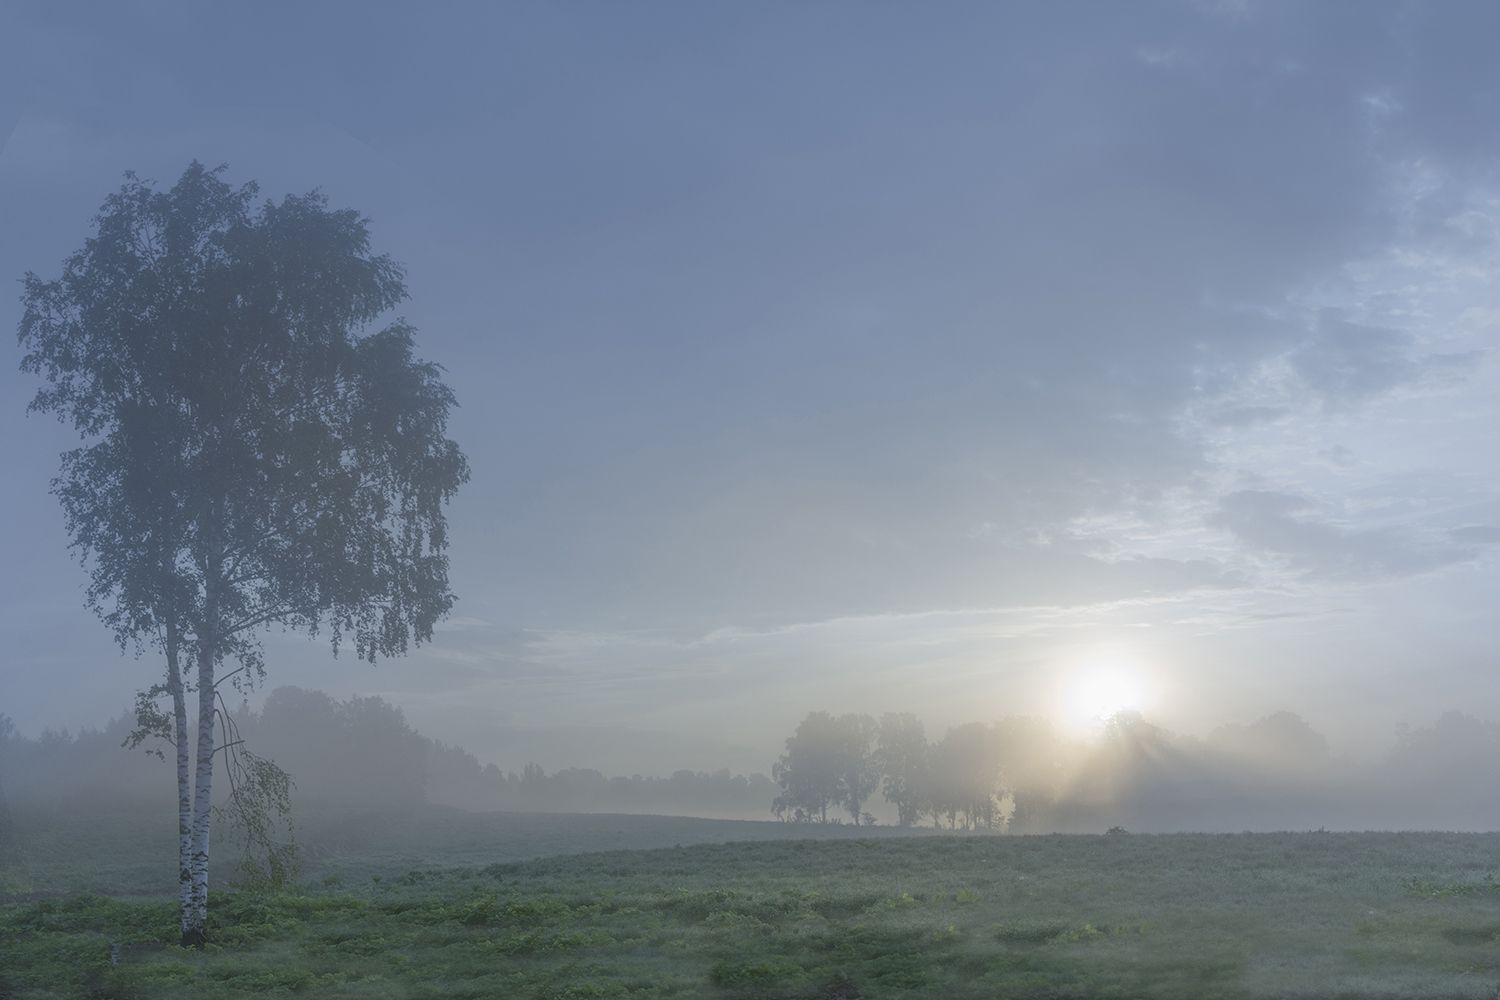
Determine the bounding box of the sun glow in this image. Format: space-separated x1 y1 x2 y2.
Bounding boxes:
1064 652 1150 729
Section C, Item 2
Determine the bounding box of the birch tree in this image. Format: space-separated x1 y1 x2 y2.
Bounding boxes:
18 162 468 945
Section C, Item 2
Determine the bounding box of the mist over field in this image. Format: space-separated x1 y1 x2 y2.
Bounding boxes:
7 688 1500 833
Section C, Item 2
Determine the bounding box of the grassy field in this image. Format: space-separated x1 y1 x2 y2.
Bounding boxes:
4 810 1500 999
0 805 942 898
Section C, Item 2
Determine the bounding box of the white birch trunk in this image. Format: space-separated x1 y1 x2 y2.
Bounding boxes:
166 637 193 940
184 642 216 945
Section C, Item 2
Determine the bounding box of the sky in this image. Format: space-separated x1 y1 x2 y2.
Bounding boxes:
3 1 1500 775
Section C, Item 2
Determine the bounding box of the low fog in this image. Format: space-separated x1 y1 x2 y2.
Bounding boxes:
5 690 1500 834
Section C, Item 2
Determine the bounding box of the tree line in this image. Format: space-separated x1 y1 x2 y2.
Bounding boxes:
11 694 1500 834
772 707 1500 833
0 687 777 820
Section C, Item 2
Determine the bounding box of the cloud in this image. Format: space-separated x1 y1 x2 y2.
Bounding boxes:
1449 525 1500 545
1211 490 1478 580
1207 405 1289 429
1288 311 1480 407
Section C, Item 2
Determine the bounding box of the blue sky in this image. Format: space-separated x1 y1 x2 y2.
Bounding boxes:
4 1 1500 772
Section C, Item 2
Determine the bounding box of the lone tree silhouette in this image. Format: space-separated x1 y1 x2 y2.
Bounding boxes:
18 162 468 945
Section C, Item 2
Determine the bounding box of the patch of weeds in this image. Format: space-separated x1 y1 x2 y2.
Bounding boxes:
809 891 887 920
203 961 319 992
216 896 276 928
536 980 632 1000
868 958 932 991
1051 922 1105 943
864 891 919 914
492 927 617 955
710 958 805 990
6 894 148 935
811 924 933 958
993 920 1112 945
993 920 1074 944
809 972 863 999
1402 875 1500 899
660 887 738 921
703 909 772 932
954 887 981 904
280 893 368 918
1442 925 1500 946
304 927 391 957
458 892 571 927
748 891 819 923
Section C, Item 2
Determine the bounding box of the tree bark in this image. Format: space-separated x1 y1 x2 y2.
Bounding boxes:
184 637 216 947
165 631 193 941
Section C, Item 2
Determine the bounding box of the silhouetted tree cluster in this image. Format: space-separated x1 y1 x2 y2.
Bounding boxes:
773 707 1500 833
773 711 1010 829
771 712 879 824
0 712 166 809
230 688 428 808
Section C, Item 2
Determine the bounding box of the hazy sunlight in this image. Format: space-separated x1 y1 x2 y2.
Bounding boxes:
1064 654 1150 729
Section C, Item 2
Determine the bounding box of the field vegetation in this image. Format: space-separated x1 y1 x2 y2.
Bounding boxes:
5 810 1500 999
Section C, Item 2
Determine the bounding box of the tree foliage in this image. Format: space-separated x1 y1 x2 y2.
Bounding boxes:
772 712 878 824
21 163 467 672
875 712 927 827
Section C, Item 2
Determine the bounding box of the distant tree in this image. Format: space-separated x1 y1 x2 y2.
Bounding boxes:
955 722 1005 829
771 711 878 823
772 711 844 822
927 723 1005 830
18 163 468 944
241 687 426 807
1208 711 1330 767
923 731 963 828
876 712 928 827
1098 711 1173 769
834 713 879 824
990 716 1065 832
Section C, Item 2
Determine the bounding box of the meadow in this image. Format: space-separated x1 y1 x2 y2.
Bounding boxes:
4 809 1500 999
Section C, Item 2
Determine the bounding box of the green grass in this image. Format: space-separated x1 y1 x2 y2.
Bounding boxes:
0 804 941 897
4 814 1500 998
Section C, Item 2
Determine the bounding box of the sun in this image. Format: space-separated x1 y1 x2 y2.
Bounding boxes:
1064 653 1149 728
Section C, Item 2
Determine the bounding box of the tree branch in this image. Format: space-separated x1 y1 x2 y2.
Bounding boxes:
222 602 320 637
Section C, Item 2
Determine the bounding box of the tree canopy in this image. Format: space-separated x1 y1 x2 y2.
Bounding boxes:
772 712 880 824
21 163 467 672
